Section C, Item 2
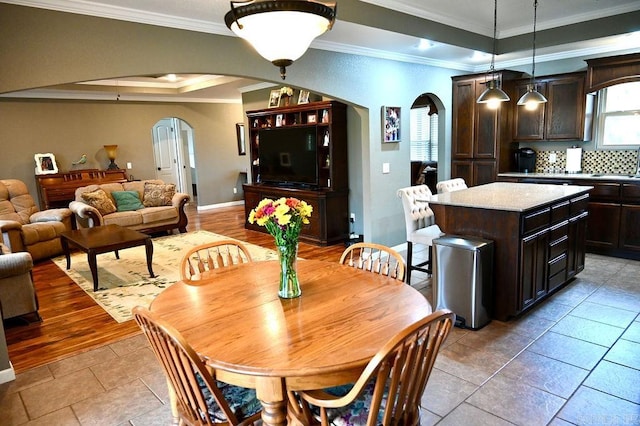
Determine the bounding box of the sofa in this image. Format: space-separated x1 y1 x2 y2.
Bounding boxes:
69 179 189 234
0 243 39 321
0 179 73 261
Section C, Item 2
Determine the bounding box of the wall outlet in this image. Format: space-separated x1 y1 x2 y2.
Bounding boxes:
382 163 390 174
549 153 557 163
233 187 237 194
126 162 132 169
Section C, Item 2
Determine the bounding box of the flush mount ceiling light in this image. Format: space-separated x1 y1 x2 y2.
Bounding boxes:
476 0 510 108
518 0 548 110
225 0 336 80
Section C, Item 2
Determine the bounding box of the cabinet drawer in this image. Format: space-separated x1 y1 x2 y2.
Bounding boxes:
551 201 570 223
570 194 589 215
622 183 640 204
549 220 569 243
523 207 551 235
549 252 567 277
549 234 569 259
589 183 621 202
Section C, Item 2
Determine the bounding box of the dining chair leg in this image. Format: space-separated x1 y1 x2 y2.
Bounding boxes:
406 241 413 284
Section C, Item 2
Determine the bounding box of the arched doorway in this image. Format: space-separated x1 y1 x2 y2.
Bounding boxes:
151 117 196 201
409 94 444 193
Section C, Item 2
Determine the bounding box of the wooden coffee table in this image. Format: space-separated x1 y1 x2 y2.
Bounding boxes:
60 224 155 291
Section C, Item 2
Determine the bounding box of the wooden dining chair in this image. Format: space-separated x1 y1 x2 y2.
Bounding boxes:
339 242 406 283
132 306 262 426
180 240 253 282
292 309 455 426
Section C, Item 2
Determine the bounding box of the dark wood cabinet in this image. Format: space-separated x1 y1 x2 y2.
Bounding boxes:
451 71 522 186
512 72 588 141
520 228 549 310
243 101 349 246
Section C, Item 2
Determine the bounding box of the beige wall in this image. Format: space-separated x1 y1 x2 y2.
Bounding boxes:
0 99 246 207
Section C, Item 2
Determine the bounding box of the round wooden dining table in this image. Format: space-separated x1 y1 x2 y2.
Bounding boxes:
150 259 432 426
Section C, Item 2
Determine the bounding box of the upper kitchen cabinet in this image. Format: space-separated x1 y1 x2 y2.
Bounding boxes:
512 72 590 141
451 71 522 186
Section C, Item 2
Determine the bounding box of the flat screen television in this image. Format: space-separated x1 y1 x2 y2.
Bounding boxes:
258 126 318 187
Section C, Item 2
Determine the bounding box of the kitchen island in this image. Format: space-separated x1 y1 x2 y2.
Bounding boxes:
429 182 592 321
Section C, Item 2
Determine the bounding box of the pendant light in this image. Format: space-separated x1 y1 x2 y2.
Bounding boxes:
517 0 548 110
225 1 336 80
477 0 510 108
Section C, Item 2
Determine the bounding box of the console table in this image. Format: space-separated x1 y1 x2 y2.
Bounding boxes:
35 169 128 210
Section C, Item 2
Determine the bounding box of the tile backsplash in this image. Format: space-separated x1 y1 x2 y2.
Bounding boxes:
536 149 639 174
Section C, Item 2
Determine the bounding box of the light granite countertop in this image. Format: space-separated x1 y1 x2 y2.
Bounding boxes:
429 182 592 212
498 172 640 181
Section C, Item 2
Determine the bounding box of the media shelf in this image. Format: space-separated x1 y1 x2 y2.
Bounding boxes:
244 100 349 246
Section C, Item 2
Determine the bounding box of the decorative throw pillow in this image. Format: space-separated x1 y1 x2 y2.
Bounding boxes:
112 191 144 212
81 189 117 216
143 182 176 207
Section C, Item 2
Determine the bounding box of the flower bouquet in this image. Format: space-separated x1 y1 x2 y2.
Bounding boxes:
248 197 313 298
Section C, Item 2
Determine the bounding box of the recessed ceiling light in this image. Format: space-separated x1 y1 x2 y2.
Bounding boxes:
417 39 433 50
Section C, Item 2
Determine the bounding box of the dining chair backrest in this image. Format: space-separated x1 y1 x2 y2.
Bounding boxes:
436 178 468 193
296 309 455 426
180 240 252 282
339 242 406 282
396 185 436 239
132 306 261 425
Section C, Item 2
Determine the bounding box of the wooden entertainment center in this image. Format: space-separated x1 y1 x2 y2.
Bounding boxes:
243 100 349 246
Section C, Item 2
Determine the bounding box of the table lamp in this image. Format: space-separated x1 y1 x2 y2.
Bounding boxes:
103 145 119 170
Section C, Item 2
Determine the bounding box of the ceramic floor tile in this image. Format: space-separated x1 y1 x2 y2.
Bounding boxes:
498 350 589 399
421 368 478 417
526 331 608 370
551 314 625 347
548 418 575 426
585 287 640 313
434 341 511 386
129 403 174 426
557 386 640 425
90 346 162 390
23 407 80 426
527 299 575 322
454 322 534 359
0 365 53 395
584 360 640 403
500 314 556 340
569 300 637 328
108 332 148 356
140 370 171 404
467 374 566 426
72 378 164 425
437 402 515 426
605 338 640 370
47 345 117 378
19 368 105 420
0 391 29 426
550 280 598 307
418 407 441 426
621 320 640 343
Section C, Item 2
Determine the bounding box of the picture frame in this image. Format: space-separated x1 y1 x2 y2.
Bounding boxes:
382 106 401 142
268 89 281 108
236 123 246 156
275 114 284 127
34 153 59 174
298 90 310 104
308 113 317 124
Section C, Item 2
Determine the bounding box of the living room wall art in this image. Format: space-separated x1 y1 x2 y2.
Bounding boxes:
382 106 401 143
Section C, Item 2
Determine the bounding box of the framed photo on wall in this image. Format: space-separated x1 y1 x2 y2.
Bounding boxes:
236 123 246 155
34 153 59 174
382 106 401 143
298 90 310 104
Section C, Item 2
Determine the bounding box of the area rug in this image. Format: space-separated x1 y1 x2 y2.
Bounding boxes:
51 230 279 323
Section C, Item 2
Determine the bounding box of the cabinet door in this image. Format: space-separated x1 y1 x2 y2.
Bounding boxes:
512 82 546 141
586 202 620 249
567 211 588 278
520 229 549 310
474 81 498 158
473 160 497 185
545 76 585 140
451 161 473 186
620 204 640 252
452 79 475 159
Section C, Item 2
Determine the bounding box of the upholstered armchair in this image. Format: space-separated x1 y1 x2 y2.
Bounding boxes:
0 179 73 261
0 245 39 321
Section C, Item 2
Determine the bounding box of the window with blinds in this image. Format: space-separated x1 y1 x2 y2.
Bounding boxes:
410 105 438 161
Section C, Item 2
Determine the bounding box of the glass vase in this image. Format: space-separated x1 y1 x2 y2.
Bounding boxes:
277 241 301 299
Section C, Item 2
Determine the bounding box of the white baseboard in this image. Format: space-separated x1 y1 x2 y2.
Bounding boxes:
0 362 16 384
196 200 244 211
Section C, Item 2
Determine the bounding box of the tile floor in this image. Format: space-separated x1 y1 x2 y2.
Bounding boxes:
1 253 639 425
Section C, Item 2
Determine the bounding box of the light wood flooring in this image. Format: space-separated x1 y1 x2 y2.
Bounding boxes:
3 204 347 374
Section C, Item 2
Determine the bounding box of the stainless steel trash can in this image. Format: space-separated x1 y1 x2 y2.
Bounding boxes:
433 235 494 330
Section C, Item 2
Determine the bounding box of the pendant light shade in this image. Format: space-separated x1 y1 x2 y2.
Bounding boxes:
225 1 336 80
477 0 510 106
517 0 547 109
